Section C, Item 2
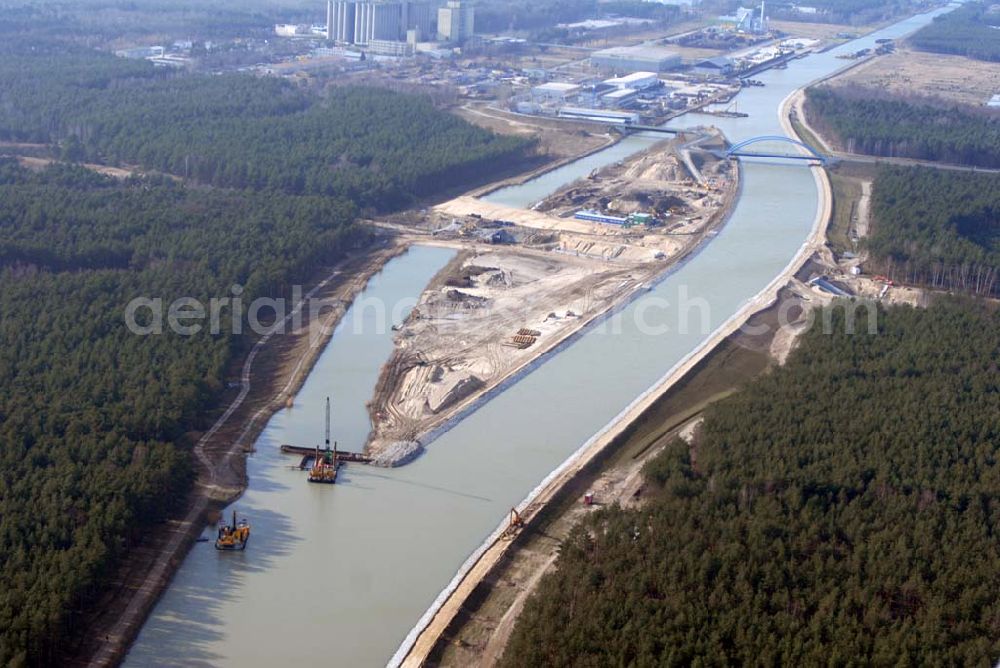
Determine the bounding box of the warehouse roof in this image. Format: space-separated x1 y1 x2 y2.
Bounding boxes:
696 56 734 69
602 87 638 99
533 82 581 92
591 45 680 61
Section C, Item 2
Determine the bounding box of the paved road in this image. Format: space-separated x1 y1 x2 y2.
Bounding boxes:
835 153 1000 174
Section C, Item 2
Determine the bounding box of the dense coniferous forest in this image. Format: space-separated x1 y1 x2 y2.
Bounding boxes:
474 0 681 34
503 301 1000 666
477 0 917 34
475 0 602 33
0 160 367 665
0 29 537 660
0 0 314 41
804 86 1000 168
0 23 535 665
909 1 1000 62
0 45 533 211
864 166 1000 296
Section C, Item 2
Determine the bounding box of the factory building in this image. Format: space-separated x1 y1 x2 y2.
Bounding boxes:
404 1 435 40
438 1 474 43
603 71 659 91
531 82 581 102
693 56 735 76
591 45 681 73
719 1 769 34
327 0 436 45
276 24 311 37
601 87 638 107
115 46 165 59
355 1 403 44
368 39 415 56
327 1 357 42
557 107 640 125
574 210 628 225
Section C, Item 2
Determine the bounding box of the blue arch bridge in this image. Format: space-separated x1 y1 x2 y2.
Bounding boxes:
611 124 831 165
724 135 830 164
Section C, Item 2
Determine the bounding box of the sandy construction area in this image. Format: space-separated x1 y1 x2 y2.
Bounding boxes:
365 136 737 461
366 246 646 459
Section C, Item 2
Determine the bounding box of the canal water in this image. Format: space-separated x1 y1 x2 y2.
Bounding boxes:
125 7 955 667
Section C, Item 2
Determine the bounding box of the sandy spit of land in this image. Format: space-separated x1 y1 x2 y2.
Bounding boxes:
365 135 738 463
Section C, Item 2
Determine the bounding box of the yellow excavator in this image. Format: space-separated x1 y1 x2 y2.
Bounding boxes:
215 510 250 551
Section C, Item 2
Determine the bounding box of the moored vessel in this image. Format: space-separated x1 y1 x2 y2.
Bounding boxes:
215 510 250 551
308 397 339 484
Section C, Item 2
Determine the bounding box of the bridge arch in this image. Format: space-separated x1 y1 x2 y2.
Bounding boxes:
726 135 827 163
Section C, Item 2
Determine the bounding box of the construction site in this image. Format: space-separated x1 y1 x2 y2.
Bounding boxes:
534 132 732 238
365 131 737 461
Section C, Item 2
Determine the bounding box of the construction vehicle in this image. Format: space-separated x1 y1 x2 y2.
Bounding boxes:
500 507 525 540
308 397 339 484
215 510 250 551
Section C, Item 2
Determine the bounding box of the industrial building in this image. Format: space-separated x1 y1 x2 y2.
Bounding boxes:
357 2 403 44
405 2 436 40
327 1 356 42
591 45 681 73
438 0 474 43
601 87 638 107
115 46 165 59
531 82 581 102
575 210 628 225
719 1 769 34
603 71 659 91
147 53 192 68
693 56 734 76
368 39 415 56
575 210 657 226
557 107 640 124
275 24 311 37
326 0 437 45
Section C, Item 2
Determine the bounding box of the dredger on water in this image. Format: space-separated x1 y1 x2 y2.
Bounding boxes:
215 510 250 551
308 397 340 484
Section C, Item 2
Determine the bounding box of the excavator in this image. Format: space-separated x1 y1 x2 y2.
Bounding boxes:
215 510 250 551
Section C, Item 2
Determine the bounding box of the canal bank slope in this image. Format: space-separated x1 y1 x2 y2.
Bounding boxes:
393 91 833 668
